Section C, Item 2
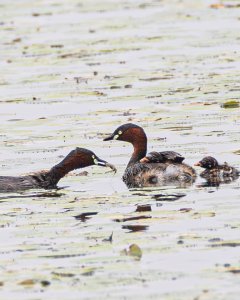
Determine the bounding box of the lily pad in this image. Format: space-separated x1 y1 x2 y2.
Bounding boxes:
233 149 240 155
221 100 239 108
121 244 143 259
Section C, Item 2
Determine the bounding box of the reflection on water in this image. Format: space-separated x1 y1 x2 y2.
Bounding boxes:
196 176 239 188
0 190 64 200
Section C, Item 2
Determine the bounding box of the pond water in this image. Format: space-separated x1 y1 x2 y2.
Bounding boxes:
0 0 240 299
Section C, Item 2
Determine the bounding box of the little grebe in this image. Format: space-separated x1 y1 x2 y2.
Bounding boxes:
194 156 239 182
103 123 196 188
0 148 116 192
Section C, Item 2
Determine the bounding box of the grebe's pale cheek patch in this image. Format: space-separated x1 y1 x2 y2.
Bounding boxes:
92 155 101 165
92 155 97 165
113 131 123 140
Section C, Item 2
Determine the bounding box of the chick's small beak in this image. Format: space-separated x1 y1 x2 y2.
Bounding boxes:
194 162 201 167
103 133 115 141
140 157 149 163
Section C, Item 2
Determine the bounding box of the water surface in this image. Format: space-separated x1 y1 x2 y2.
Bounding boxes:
0 0 240 299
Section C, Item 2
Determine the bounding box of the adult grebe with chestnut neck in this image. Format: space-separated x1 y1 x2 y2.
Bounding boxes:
0 148 116 192
104 123 196 188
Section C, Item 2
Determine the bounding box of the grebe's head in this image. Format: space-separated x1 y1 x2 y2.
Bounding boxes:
103 123 146 144
194 156 218 169
64 148 116 172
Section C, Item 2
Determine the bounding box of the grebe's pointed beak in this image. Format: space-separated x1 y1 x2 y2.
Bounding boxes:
95 157 117 173
95 157 108 166
194 162 201 166
103 133 115 141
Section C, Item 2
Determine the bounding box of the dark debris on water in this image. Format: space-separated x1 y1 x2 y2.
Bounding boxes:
113 215 151 222
122 225 149 232
74 212 98 222
102 232 113 243
135 204 152 212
